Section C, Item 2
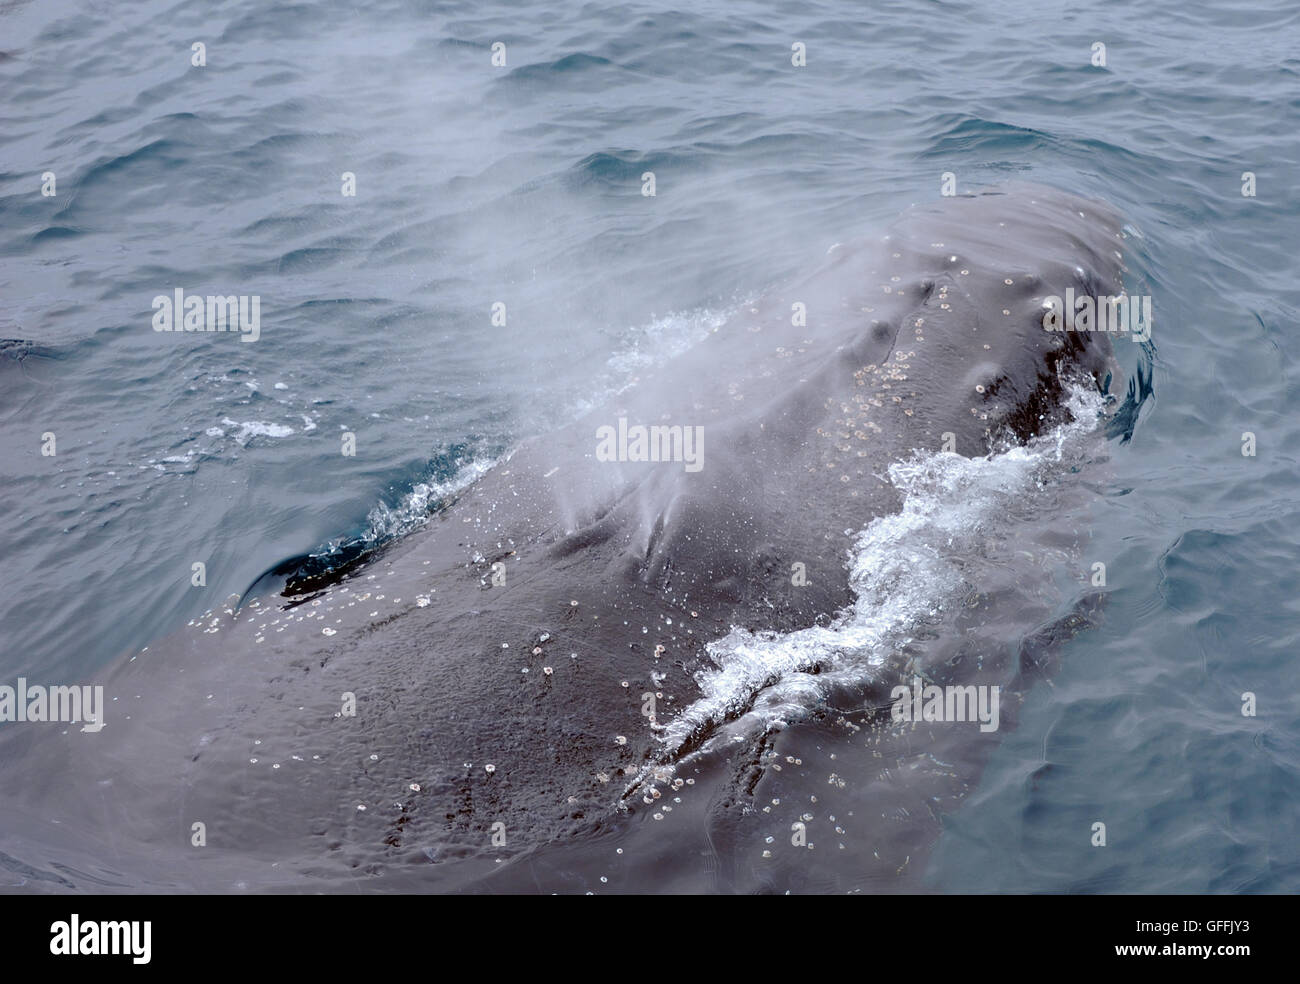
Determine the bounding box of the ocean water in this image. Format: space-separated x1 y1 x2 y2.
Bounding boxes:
1 0 1298 893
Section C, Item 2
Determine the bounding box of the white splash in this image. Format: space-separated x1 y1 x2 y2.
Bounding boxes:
604 306 734 378
654 384 1108 763
563 306 737 420
361 456 497 544
220 417 295 445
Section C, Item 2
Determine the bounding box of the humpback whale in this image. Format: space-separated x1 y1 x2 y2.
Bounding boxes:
0 184 1146 893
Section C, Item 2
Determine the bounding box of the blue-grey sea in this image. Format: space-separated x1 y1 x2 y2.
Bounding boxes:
1 0 1298 893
